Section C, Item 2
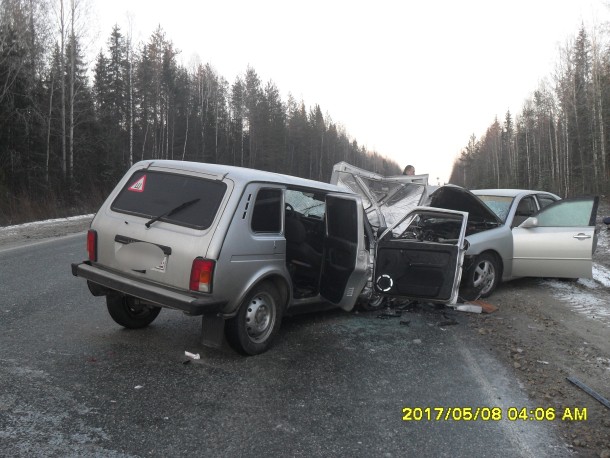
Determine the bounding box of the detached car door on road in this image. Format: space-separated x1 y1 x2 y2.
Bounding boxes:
512 197 599 278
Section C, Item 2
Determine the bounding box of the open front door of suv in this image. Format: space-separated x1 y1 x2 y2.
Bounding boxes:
374 207 469 304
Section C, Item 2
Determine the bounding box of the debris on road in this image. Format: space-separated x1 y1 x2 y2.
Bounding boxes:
470 299 498 314
185 351 201 360
453 304 483 313
566 376 610 409
134 385 144 389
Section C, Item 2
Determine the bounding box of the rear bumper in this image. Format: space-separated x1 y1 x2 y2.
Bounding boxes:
71 261 227 316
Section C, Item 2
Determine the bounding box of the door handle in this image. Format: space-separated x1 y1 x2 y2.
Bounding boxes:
573 233 592 240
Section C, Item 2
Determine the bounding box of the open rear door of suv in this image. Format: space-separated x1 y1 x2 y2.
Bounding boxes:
374 207 469 304
319 194 369 311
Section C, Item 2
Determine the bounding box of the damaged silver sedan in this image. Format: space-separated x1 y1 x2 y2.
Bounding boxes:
331 162 599 300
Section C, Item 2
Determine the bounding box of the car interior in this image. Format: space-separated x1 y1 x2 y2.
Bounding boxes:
284 190 326 298
512 197 537 227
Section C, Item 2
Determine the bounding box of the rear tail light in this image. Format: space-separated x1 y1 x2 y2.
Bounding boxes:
87 230 97 262
190 258 215 292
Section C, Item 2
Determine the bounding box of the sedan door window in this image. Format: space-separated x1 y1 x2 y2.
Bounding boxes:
512 196 537 227
534 198 597 227
536 194 557 209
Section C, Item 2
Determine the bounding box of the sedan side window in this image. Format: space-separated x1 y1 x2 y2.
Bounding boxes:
535 199 596 227
512 196 537 227
536 195 557 209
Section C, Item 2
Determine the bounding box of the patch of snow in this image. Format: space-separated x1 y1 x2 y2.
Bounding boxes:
596 228 609 250
544 278 610 326
592 263 610 288
0 214 94 232
577 278 598 289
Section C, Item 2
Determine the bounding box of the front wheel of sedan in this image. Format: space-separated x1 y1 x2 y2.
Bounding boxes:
460 253 501 300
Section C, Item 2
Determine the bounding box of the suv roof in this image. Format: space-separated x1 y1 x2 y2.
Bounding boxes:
144 160 348 193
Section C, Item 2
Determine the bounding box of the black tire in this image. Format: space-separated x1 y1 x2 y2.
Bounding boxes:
106 294 161 329
460 252 501 300
359 293 387 311
225 282 283 355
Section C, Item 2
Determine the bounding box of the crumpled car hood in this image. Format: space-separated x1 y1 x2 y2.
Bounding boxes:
331 162 430 228
330 162 503 228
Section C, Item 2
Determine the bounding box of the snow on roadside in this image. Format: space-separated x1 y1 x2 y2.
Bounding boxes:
596 225 609 251
544 263 610 326
591 263 610 287
0 214 95 233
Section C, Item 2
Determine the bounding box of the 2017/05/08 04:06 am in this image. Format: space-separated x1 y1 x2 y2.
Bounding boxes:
401 407 587 422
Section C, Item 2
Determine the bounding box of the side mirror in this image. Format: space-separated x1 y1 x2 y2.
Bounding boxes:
462 239 470 251
520 217 538 228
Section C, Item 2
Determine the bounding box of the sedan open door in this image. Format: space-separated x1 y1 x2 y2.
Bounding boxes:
512 197 599 278
374 207 469 304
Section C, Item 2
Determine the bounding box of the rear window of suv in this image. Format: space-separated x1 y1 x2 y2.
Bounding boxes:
111 170 227 230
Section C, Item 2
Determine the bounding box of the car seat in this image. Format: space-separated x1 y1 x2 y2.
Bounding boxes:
284 212 323 271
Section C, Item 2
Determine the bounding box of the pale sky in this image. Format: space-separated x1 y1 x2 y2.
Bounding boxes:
91 0 609 184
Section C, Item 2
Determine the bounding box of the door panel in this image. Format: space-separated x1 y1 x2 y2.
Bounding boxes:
512 197 598 278
375 242 460 300
374 208 468 304
319 194 368 311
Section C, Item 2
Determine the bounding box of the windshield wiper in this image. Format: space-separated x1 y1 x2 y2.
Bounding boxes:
145 198 200 228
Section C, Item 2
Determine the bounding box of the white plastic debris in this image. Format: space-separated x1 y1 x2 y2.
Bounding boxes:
134 385 144 389
454 304 483 313
184 351 201 360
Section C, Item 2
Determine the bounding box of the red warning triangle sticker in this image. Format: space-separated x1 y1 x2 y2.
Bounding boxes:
128 175 146 192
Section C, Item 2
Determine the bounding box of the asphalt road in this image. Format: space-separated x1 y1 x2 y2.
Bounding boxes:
0 233 571 457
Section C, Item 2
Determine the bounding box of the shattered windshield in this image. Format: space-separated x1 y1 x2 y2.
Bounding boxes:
475 195 514 223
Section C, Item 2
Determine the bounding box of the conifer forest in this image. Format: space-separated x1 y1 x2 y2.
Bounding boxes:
1 0 608 226
0 0 400 225
449 27 610 198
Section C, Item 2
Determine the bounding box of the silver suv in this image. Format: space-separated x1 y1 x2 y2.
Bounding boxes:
72 160 469 354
